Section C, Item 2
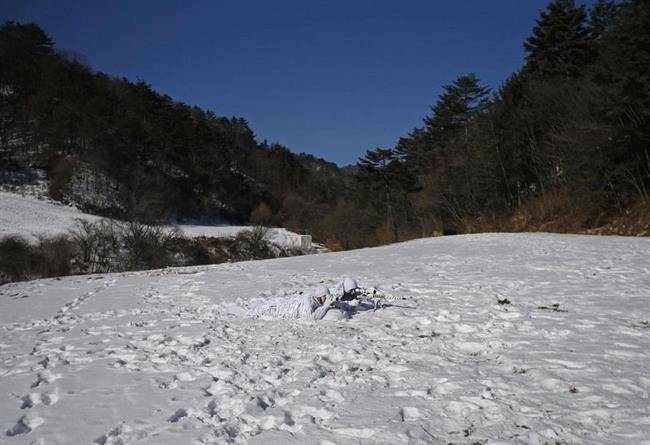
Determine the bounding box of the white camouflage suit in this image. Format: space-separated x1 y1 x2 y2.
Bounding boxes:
245 278 359 320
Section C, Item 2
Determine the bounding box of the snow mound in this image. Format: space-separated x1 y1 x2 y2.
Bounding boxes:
1 233 649 443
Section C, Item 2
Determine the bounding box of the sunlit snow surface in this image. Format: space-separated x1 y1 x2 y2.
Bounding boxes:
0 191 101 241
1 234 649 444
0 191 299 246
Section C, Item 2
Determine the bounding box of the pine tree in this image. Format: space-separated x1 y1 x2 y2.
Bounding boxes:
524 0 593 79
0 21 53 95
0 22 54 153
419 74 492 222
589 0 619 41
423 73 491 141
597 0 650 201
357 148 416 242
394 127 429 176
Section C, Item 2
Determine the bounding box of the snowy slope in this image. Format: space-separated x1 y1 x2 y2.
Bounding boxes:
177 225 305 248
0 191 101 241
1 233 649 444
0 191 301 246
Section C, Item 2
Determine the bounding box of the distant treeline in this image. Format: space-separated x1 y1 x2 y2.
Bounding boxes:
1 0 649 249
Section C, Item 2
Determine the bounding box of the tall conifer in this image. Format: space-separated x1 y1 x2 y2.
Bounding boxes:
524 0 593 78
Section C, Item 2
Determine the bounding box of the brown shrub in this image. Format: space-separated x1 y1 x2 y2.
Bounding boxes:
0 236 32 283
69 219 122 273
324 240 345 252
0 234 76 283
121 222 181 270
46 155 75 201
250 202 272 226
231 226 275 260
32 235 75 278
510 189 600 233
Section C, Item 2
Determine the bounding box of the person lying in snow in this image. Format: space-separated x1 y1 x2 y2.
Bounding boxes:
245 284 335 320
245 278 390 320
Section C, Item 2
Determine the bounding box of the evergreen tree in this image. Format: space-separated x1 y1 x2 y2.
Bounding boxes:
423 73 491 141
0 22 54 153
394 127 428 176
357 148 416 242
597 0 650 201
589 0 619 41
524 0 593 79
420 74 492 224
0 21 53 95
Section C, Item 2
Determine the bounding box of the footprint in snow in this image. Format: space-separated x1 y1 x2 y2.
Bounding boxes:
21 390 59 409
31 370 62 388
168 408 190 423
6 412 44 436
94 422 147 444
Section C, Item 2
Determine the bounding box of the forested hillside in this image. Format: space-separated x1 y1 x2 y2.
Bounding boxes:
352 0 650 244
1 0 649 249
0 21 347 228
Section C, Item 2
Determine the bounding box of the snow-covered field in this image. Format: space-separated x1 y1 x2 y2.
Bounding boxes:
1 233 649 444
0 191 101 241
0 191 302 247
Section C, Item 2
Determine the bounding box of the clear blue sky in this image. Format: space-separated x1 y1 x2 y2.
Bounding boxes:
2 0 595 165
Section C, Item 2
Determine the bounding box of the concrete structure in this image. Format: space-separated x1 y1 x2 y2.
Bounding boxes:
286 234 312 250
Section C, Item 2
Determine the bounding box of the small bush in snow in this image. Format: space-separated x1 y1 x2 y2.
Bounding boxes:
166 237 228 266
0 236 32 283
121 222 181 270
69 219 181 272
32 235 75 278
233 226 275 259
69 219 121 273
0 235 75 283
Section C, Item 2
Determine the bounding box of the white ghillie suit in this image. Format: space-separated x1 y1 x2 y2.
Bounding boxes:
244 278 393 320
331 277 359 298
246 285 334 320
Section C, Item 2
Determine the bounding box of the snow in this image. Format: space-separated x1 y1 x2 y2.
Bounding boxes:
0 191 100 241
178 225 309 249
0 191 305 248
1 233 649 444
